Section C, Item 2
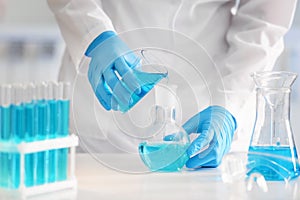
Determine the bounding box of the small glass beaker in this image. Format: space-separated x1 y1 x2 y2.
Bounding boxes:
247 71 300 181
116 50 168 113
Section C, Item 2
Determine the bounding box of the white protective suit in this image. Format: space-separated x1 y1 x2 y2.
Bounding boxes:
47 0 297 153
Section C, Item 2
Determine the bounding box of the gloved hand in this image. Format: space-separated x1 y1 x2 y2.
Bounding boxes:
85 31 142 111
183 106 237 168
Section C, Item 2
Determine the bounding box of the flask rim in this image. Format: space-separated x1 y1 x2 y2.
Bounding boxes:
251 71 297 78
251 71 297 89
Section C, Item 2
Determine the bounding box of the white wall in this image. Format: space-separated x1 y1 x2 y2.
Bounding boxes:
0 0 64 83
275 1 300 149
1 0 57 26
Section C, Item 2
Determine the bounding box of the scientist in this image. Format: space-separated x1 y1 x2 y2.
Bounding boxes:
47 0 297 169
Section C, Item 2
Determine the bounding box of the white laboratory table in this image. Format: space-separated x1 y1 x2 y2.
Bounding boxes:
2 153 300 200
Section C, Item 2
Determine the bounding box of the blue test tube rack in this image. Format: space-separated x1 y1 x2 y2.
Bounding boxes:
0 82 78 198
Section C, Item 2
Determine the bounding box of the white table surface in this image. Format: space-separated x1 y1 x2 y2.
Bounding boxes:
2 153 300 200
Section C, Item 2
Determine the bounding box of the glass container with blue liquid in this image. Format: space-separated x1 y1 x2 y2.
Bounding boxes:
138 85 190 172
111 50 168 113
247 71 300 181
0 81 73 191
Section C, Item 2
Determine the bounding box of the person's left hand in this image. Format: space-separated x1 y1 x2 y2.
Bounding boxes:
183 106 237 168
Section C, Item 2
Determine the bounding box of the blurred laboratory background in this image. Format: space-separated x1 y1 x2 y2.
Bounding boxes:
0 0 300 147
0 0 64 83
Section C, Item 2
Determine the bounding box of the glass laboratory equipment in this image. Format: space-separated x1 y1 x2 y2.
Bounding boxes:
110 50 168 113
75 29 224 173
138 85 190 172
0 82 78 198
247 71 300 181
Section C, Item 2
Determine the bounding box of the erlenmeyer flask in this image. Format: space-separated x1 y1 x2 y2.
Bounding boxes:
138 85 190 172
247 71 300 181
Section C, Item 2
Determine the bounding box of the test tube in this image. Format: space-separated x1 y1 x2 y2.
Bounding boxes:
36 82 50 140
47 82 58 183
0 85 11 141
48 82 58 139
57 82 70 137
11 84 25 143
35 82 50 185
24 83 36 142
24 83 36 187
0 87 2 187
10 84 25 189
0 85 12 188
57 82 70 181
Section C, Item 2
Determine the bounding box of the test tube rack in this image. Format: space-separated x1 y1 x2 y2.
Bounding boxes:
0 81 78 198
0 135 78 197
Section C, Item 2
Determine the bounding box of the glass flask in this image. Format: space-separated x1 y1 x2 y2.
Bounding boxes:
138 85 190 172
247 71 300 181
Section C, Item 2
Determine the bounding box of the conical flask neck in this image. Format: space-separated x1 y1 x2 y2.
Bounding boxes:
154 106 176 124
256 88 291 111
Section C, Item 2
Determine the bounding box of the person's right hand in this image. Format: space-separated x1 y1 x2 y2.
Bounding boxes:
85 31 142 111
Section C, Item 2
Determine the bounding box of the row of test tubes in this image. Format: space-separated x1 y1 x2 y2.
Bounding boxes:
0 82 71 189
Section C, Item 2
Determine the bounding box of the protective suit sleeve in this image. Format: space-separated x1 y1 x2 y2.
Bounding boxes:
214 0 297 148
47 0 115 68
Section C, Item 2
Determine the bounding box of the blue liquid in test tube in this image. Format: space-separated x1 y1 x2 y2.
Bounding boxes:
11 104 25 143
24 102 36 142
36 100 49 185
9 152 20 189
48 99 58 183
24 102 36 187
11 104 26 189
57 99 70 181
0 105 10 188
49 100 58 139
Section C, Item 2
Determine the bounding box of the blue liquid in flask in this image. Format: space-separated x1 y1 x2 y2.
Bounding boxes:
118 70 167 113
139 142 189 172
247 146 300 181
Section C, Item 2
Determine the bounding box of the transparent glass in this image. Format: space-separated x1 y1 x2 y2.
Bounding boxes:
0 82 71 189
248 71 300 181
221 152 300 199
117 50 168 113
138 85 190 172
75 29 225 173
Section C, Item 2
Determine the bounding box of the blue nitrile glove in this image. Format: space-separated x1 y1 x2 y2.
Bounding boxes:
183 106 237 168
85 31 142 111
